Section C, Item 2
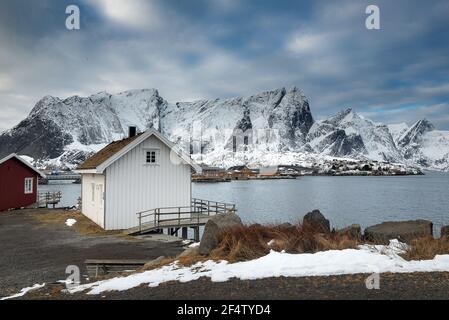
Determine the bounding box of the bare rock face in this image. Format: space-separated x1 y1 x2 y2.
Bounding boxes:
199 213 243 255
364 220 433 244
303 210 330 233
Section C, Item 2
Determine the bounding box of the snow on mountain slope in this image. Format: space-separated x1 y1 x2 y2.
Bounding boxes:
398 120 449 171
0 89 167 167
0 87 314 168
0 87 447 171
161 87 313 159
305 108 401 162
388 123 409 144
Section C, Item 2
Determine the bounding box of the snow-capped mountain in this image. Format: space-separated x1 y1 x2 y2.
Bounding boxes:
396 120 449 171
0 89 168 166
305 108 401 162
0 87 448 171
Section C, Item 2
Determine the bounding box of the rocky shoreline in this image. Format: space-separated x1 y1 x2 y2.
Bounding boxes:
178 209 447 260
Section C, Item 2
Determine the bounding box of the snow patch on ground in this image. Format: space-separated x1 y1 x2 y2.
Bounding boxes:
65 219 77 227
66 240 449 296
188 242 200 248
0 283 45 300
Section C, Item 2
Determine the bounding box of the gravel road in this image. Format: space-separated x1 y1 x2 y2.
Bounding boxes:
0 209 184 298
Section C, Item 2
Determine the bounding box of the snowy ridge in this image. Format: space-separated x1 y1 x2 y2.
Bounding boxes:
305 108 401 162
0 87 448 171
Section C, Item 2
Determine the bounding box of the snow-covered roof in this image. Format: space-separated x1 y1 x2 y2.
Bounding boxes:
75 128 201 174
0 153 46 178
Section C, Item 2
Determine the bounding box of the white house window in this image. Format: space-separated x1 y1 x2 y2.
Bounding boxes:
145 150 158 164
24 177 33 194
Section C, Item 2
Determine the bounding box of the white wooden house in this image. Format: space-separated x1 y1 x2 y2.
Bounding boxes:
75 128 202 230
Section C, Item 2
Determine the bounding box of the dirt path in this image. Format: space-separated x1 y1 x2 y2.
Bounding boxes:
0 209 184 298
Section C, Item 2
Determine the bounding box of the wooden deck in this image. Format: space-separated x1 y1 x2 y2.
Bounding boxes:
125 198 236 236
126 213 212 235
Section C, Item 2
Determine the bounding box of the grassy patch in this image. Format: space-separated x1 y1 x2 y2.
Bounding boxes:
401 236 449 261
31 209 128 237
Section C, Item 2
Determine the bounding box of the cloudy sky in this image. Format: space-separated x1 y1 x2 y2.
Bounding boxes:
0 0 448 132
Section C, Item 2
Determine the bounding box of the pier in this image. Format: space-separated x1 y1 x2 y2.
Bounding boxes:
38 191 62 208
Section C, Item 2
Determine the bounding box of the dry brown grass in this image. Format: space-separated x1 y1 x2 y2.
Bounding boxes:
401 236 449 261
141 223 362 269
209 223 361 262
32 209 130 238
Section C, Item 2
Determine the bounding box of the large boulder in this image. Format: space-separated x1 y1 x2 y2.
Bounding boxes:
364 220 433 244
441 226 449 238
303 210 330 233
199 213 243 255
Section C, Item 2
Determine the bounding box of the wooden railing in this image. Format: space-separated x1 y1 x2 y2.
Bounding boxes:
136 198 236 234
38 191 62 208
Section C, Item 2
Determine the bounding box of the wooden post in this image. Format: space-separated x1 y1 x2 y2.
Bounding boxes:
193 227 200 242
182 227 188 239
138 213 142 234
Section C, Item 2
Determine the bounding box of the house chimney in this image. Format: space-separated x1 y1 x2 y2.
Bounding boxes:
128 126 137 138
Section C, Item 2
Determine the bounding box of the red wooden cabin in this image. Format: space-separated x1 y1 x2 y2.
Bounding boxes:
0 154 45 212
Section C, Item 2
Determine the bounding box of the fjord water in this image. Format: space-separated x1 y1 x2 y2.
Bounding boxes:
193 171 449 235
42 172 449 235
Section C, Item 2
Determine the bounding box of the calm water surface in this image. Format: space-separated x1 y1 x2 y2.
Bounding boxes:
193 172 449 234
41 172 449 234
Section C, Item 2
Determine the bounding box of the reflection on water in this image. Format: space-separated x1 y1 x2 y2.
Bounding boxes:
40 172 449 235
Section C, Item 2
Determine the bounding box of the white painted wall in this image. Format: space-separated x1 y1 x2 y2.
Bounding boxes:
104 135 192 230
81 173 105 228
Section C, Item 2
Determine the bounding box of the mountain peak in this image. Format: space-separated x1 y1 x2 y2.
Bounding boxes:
29 95 60 116
414 118 435 131
327 107 354 125
398 118 435 148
